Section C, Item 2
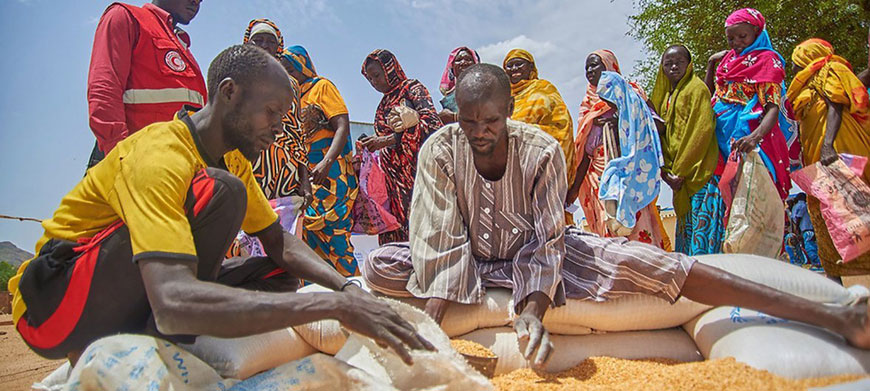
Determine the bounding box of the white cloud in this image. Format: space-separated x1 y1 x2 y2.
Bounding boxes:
380 0 647 113
410 0 435 9
477 35 557 65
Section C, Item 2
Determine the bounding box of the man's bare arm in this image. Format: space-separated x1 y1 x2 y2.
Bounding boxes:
138 257 434 364
257 221 348 291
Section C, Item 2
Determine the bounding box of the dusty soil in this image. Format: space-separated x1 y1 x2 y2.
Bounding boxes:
1 292 11 314
0 314 65 391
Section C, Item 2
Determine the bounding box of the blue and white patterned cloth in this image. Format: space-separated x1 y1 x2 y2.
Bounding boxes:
596 71 663 229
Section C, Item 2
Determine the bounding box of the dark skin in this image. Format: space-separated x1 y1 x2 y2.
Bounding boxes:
281 58 352 187
251 58 310 207
819 96 844 165
425 87 555 368
360 61 402 151
135 58 433 366
859 68 870 88
249 33 280 58
152 0 200 26
705 23 779 155
566 54 629 204
438 49 476 124
424 71 870 374
658 46 692 192
503 57 534 85
788 63 843 165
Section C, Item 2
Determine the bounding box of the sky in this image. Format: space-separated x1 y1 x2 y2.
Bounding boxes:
0 0 672 250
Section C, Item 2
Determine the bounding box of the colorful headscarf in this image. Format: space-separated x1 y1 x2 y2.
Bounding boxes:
574 50 646 168
362 49 408 93
282 45 321 95
504 49 576 188
725 7 766 28
788 39 870 126
715 8 785 85
243 18 284 57
787 39 870 185
579 50 621 120
503 49 539 95
713 8 795 199
650 50 719 218
439 47 480 96
362 50 443 243
596 71 663 229
790 38 845 70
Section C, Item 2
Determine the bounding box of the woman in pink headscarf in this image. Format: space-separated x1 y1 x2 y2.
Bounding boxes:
704 8 793 201
437 46 480 124
567 49 671 250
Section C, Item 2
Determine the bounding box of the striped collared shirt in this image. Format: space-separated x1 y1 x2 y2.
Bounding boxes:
405 119 567 307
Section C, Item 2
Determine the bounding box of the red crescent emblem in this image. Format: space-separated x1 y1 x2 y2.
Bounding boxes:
165 50 187 72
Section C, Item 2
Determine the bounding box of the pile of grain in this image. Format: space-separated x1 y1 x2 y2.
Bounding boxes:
450 339 497 358
492 356 867 391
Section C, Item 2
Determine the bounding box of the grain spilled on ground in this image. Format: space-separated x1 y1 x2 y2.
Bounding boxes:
491 356 867 391
450 339 497 358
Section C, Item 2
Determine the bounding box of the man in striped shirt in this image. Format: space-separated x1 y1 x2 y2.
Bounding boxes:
363 64 870 367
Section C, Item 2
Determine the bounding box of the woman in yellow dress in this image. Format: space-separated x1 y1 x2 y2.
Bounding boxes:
787 38 870 277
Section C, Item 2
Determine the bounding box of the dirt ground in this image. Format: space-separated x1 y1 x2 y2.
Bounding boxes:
0 314 65 391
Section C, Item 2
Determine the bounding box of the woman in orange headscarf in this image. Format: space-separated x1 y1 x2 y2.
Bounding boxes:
787 38 870 276
567 49 671 250
502 49 575 223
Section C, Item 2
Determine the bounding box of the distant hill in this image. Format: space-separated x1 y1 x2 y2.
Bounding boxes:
0 241 33 266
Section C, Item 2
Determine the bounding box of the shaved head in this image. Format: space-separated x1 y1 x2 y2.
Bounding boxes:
455 63 512 110
454 63 514 159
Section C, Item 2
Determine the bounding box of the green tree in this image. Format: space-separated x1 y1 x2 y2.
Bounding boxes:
628 0 870 87
0 261 15 292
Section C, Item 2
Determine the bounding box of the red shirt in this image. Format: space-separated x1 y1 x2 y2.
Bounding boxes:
87 3 198 154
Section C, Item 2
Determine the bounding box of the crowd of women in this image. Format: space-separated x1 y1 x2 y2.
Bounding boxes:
237 7 870 282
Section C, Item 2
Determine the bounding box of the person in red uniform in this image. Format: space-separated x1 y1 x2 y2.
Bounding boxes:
86 0 206 168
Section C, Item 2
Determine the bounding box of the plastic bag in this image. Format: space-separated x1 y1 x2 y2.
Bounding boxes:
792 154 870 263
458 327 702 375
334 299 493 390
684 304 870 379
62 334 389 390
226 195 304 258
352 150 401 235
719 150 785 258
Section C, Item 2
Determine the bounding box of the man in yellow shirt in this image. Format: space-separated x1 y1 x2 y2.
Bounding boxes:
8 44 432 364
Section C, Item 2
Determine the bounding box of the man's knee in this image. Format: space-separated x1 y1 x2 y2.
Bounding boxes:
203 167 247 208
186 168 247 221
218 256 301 292
362 243 415 297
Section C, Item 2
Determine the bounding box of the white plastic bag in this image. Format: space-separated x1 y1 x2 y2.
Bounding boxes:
334 298 493 390
544 253 856 333
457 327 702 375
182 253 859 380
181 327 317 379
721 150 785 257
294 280 518 354
62 334 399 391
31 362 70 391
683 304 870 379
